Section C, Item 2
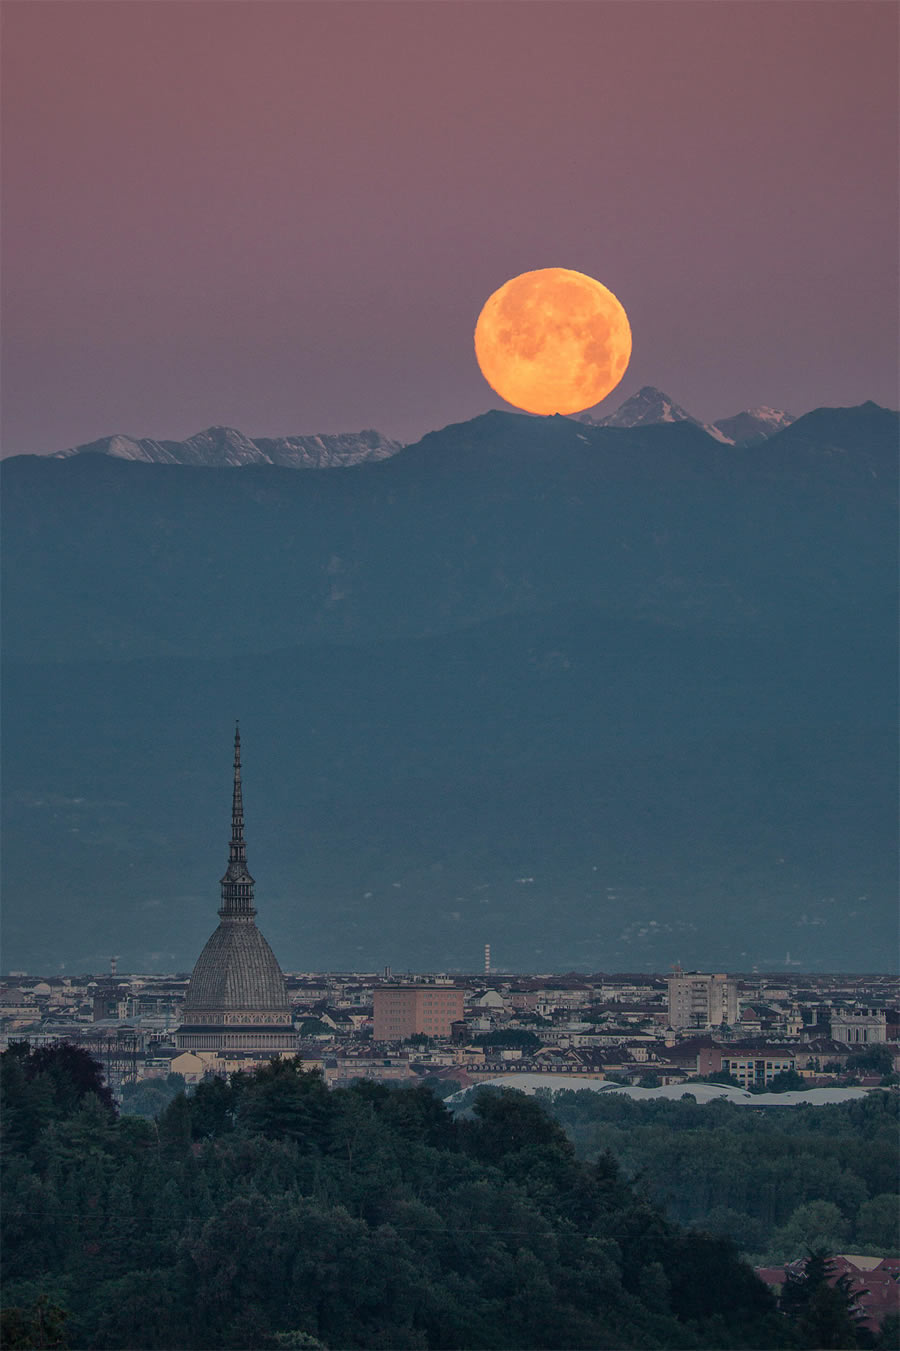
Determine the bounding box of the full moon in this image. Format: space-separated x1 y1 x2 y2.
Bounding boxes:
474 267 632 416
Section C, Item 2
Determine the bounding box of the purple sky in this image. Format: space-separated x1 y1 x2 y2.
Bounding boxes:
3 0 897 452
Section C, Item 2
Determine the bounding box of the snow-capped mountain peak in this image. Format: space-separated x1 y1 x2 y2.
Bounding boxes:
577 387 798 447
712 407 796 446
582 386 733 443
50 426 404 468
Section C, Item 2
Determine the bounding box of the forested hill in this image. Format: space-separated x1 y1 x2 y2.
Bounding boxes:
2 403 897 973
546 1087 900 1266
0 1045 807 1350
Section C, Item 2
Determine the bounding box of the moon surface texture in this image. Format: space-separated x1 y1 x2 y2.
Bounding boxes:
474 268 632 416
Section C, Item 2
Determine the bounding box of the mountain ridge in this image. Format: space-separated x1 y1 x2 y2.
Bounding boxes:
3 401 895 665
46 424 402 469
578 385 735 443
18 386 879 467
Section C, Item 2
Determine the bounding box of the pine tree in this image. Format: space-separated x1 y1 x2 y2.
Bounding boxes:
781 1248 867 1349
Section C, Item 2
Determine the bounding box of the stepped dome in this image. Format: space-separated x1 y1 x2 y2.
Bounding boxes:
177 726 295 1056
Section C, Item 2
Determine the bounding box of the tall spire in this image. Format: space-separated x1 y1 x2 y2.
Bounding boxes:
219 721 256 919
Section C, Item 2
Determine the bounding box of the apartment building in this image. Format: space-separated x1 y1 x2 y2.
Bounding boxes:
667 968 738 1029
373 985 465 1041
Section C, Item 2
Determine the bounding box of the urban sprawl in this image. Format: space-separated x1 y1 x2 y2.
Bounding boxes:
3 964 897 1098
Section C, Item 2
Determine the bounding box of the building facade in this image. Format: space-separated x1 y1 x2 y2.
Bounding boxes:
719 1048 796 1087
829 1007 887 1045
667 968 738 1029
373 985 465 1041
176 727 296 1056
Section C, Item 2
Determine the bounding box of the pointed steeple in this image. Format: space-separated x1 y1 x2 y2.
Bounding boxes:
219 722 256 919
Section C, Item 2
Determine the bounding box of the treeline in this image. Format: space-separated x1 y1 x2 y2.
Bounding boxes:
545 1088 900 1264
1 1044 893 1351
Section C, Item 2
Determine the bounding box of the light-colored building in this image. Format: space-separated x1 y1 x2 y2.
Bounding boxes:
667 968 738 1029
373 985 465 1041
322 1055 414 1087
830 1007 887 1045
169 1050 218 1083
720 1048 796 1087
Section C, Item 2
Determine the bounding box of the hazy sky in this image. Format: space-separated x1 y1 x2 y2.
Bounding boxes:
3 0 897 452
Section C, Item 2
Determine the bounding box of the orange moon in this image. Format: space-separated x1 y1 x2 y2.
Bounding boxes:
474 267 632 416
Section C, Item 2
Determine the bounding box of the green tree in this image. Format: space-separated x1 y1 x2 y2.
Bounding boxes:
773 1201 849 1260
855 1194 900 1252
766 1068 807 1092
464 1086 571 1165
156 1091 192 1157
237 1059 331 1149
417 1075 461 1100
119 1077 176 1119
87 1269 181 1350
20 1044 114 1116
0 1296 69 1349
846 1046 895 1077
1 1043 114 1155
700 1069 742 1087
781 1249 867 1350
189 1073 235 1138
1 1038 809 1350
298 1018 333 1037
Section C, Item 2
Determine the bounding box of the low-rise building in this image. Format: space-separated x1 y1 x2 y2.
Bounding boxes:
718 1046 796 1087
322 1055 414 1087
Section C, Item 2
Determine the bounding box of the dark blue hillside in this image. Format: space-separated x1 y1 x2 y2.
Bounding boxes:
2 405 895 663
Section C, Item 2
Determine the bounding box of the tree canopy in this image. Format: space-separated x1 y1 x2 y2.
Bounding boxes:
3 1043 891 1350
546 1086 900 1266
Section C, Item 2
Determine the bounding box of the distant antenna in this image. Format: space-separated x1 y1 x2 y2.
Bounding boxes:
484 943 491 979
110 956 119 979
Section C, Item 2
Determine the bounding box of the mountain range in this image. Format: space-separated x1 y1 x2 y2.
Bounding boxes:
37 386 794 469
2 400 896 974
49 424 402 469
579 386 796 446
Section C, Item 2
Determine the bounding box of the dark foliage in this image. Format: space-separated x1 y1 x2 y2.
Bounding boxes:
547 1088 900 1264
780 1248 870 1349
0 1296 69 1349
764 1069 807 1093
1 1041 115 1155
1 1048 799 1350
846 1046 896 1077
